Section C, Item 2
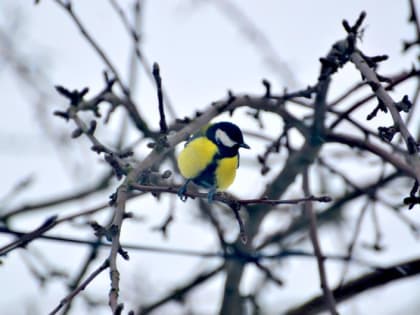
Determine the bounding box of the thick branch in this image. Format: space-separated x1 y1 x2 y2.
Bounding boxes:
285 256 420 315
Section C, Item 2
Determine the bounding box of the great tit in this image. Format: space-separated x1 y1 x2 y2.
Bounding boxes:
177 121 250 202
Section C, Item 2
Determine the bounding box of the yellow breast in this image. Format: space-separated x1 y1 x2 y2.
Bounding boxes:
177 137 218 179
215 156 238 190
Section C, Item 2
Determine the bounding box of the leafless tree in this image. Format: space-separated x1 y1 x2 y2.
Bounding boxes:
1 1 420 315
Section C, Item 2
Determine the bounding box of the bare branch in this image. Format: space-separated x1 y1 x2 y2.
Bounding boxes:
286 256 420 315
49 259 109 315
302 169 338 315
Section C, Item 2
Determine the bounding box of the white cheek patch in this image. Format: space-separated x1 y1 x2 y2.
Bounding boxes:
215 129 236 147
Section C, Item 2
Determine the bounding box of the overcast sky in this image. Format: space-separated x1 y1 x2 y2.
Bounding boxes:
1 1 419 315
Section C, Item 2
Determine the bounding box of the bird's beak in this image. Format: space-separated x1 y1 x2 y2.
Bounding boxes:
240 143 250 149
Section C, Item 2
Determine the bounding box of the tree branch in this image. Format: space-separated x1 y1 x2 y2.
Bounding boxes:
49 259 109 315
285 256 420 315
302 169 338 315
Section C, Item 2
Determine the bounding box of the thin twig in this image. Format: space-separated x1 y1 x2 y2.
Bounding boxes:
350 51 418 155
53 0 126 94
0 225 383 269
210 0 298 87
0 173 112 221
198 199 229 250
403 0 420 51
338 197 370 286
108 0 176 118
130 183 332 206
329 81 367 107
257 171 401 250
0 216 57 256
326 132 415 177
53 0 151 134
329 69 420 130
302 169 338 315
49 259 109 315
138 264 225 315
152 62 167 134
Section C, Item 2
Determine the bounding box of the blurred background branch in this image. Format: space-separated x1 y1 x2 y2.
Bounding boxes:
0 1 419 315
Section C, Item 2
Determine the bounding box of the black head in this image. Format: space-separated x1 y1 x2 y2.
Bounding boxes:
206 122 250 157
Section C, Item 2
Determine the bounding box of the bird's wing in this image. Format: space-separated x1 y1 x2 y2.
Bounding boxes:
177 137 218 179
184 124 212 147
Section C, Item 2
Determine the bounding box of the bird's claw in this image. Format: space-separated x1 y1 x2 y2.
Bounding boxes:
177 180 190 202
207 187 217 203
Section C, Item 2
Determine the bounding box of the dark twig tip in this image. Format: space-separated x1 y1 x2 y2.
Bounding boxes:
91 144 106 154
55 85 89 107
152 62 160 77
395 95 413 113
118 246 129 260
53 110 70 121
378 125 399 143
261 166 270 175
367 81 380 91
105 154 127 179
195 110 203 118
80 87 89 98
64 1 72 10
88 120 97 135
404 196 420 209
109 192 117 206
227 90 236 103
43 215 58 227
410 180 419 197
262 79 271 98
71 128 83 138
55 85 71 97
370 55 389 63
353 11 367 32
103 71 116 91
342 20 351 33
89 221 107 238
343 11 366 35
118 150 134 159
376 74 392 83
114 303 125 315
366 101 387 120
318 196 333 202
175 117 191 124
153 62 167 134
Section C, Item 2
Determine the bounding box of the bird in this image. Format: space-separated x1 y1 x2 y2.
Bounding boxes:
177 121 250 202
